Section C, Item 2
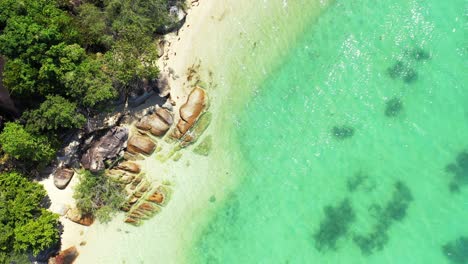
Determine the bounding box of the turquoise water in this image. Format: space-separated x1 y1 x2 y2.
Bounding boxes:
193 0 467 263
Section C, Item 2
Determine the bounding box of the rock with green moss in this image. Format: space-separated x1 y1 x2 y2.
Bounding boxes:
193 135 212 156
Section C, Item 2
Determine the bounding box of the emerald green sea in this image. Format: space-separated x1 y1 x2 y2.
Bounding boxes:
192 0 467 263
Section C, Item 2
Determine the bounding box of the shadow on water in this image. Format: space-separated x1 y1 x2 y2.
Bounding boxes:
445 150 468 193
442 236 468 264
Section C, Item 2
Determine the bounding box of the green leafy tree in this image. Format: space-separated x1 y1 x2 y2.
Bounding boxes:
23 95 86 132
105 26 159 97
74 170 126 223
63 57 117 107
37 43 87 95
105 0 172 35
0 172 60 256
76 3 113 50
14 210 59 255
0 122 55 163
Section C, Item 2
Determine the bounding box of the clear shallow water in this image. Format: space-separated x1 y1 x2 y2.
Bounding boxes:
192 0 467 263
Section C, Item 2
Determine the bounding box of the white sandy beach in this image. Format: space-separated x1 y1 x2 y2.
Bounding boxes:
40 0 325 262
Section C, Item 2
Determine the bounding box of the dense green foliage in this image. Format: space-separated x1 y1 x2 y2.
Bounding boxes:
0 0 180 172
23 95 86 132
0 172 60 256
73 170 127 223
0 122 55 164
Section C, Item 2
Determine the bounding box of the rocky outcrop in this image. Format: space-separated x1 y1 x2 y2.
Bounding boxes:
127 135 156 155
48 246 79 264
173 87 207 139
117 161 141 174
81 127 128 173
66 208 94 226
53 168 75 189
136 107 173 136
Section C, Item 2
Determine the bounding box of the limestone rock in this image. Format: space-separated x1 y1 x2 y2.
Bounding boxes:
48 246 79 264
127 135 156 155
117 161 141 174
81 127 128 173
66 208 94 226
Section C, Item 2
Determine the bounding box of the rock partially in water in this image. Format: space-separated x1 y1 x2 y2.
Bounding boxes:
53 167 75 189
385 97 403 117
48 246 79 264
332 125 355 140
81 127 128 173
127 135 156 155
117 161 141 174
193 135 212 156
173 86 208 139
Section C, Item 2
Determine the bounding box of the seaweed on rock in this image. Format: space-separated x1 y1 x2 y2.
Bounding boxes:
385 97 403 117
442 236 468 264
332 125 355 140
313 199 356 252
445 151 468 193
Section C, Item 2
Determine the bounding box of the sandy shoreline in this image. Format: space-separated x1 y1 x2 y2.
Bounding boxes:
40 0 226 261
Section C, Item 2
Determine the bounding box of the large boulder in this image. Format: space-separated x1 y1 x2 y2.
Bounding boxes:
136 108 173 137
48 246 79 264
81 126 128 173
127 135 156 155
173 87 207 138
53 168 75 190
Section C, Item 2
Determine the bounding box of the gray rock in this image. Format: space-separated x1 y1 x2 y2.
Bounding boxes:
81 127 129 173
54 168 75 189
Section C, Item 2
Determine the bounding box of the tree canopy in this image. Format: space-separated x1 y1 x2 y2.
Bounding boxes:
0 122 55 164
0 172 60 256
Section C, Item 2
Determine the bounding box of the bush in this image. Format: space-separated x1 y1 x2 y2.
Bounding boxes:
73 170 127 223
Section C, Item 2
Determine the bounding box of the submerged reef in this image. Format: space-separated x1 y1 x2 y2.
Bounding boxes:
332 125 355 140
353 181 413 255
347 171 375 192
442 236 468 264
313 199 356 252
387 60 418 83
445 151 468 193
385 97 403 117
407 47 431 61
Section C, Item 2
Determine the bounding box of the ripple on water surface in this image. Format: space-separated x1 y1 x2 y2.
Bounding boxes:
193 0 467 263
